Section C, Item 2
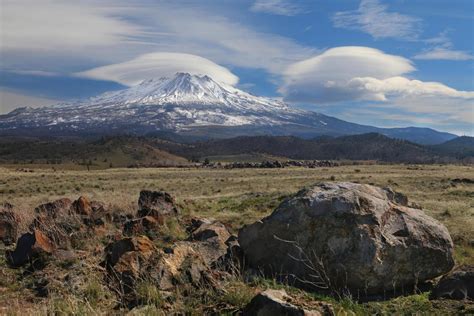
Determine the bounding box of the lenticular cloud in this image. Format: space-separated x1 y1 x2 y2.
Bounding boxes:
76 52 239 87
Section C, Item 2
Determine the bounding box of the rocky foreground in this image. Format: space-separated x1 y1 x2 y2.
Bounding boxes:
0 183 472 314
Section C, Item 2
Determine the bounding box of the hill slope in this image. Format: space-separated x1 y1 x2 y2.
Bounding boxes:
431 136 474 158
162 133 448 163
0 137 188 168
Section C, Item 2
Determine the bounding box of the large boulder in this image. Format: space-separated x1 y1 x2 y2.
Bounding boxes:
431 265 474 300
137 190 179 223
0 202 19 246
238 182 454 295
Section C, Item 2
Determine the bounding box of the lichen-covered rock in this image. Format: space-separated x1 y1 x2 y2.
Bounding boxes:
431 265 474 300
239 182 454 295
154 219 233 290
0 202 19 246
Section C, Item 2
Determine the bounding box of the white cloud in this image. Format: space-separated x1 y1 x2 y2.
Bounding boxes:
414 31 473 60
413 48 473 61
280 46 415 102
76 53 239 86
1 0 143 53
1 0 313 77
280 46 474 127
7 70 59 77
0 89 60 114
332 0 421 40
346 76 474 101
250 0 305 16
138 3 314 75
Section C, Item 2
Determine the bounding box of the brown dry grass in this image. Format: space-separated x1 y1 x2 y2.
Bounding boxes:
0 164 473 314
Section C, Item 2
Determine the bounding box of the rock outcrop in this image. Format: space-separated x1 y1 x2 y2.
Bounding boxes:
239 182 454 295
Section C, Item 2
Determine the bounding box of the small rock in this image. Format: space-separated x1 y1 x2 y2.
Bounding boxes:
190 220 231 244
243 289 332 316
431 265 474 300
6 229 55 267
35 198 72 219
0 203 19 246
104 236 155 296
123 216 160 236
72 196 93 216
137 190 179 222
104 236 154 269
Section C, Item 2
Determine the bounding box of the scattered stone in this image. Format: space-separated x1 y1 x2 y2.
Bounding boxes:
154 242 206 290
35 198 72 219
207 160 338 169
104 235 156 299
6 229 55 267
72 196 93 216
137 190 180 223
141 219 233 291
0 202 19 246
239 182 454 296
451 178 474 185
123 216 160 237
243 289 333 316
190 220 231 244
431 265 474 300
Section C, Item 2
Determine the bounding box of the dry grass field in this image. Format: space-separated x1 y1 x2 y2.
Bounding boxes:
0 164 473 314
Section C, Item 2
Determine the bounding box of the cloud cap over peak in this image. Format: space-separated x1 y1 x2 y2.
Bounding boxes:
280 46 415 103
76 53 239 87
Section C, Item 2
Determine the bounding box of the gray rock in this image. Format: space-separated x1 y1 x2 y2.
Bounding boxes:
431 265 474 300
239 182 454 295
243 289 331 316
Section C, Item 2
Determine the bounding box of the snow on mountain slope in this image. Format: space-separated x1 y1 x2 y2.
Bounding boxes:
0 72 311 130
0 72 457 144
90 72 290 111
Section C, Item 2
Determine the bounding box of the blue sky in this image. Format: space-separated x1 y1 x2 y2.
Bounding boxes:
1 0 473 135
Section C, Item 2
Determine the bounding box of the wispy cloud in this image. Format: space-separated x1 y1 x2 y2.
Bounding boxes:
137 2 315 75
1 0 314 78
250 0 305 16
414 48 473 61
414 30 473 61
332 0 421 40
0 89 60 114
1 0 144 53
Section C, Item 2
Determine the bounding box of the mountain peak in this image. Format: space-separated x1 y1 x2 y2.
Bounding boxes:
86 72 290 114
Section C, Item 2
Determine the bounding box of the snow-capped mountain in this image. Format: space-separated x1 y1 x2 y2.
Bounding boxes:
0 73 456 144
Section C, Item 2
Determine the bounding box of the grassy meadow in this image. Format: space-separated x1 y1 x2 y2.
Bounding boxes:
0 163 473 314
